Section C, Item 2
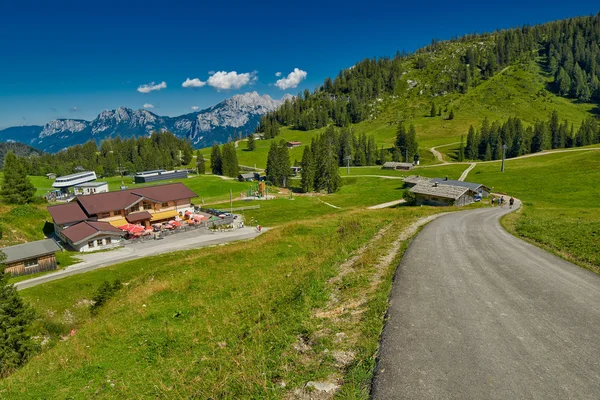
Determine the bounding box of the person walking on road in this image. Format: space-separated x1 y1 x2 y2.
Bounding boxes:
509 197 515 209
491 196 496 207
500 196 505 207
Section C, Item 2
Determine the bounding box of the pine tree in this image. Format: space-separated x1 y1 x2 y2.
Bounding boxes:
0 252 37 377
448 109 455 120
458 135 465 161
221 143 239 177
265 142 279 185
300 146 315 192
277 140 291 187
196 151 206 174
210 144 223 175
430 102 436 117
246 134 256 151
465 125 478 160
0 152 36 204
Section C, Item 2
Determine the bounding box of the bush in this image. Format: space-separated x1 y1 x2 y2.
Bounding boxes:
402 189 416 205
89 279 123 315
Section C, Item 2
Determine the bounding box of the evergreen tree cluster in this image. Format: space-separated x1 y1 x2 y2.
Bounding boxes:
394 123 419 163
265 140 292 187
1 152 37 204
16 131 194 178
301 126 342 193
546 14 600 101
464 111 600 161
210 142 239 177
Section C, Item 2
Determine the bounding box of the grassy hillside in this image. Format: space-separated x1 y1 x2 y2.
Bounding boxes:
1 206 454 398
219 61 596 170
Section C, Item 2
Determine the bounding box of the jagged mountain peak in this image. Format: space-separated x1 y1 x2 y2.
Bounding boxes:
0 92 290 151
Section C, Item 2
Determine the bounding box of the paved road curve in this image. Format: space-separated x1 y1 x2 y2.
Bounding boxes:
372 202 600 399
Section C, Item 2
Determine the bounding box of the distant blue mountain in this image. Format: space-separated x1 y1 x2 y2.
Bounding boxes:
0 92 291 152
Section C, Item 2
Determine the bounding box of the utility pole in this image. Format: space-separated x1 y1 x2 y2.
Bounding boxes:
345 155 352 174
501 144 508 172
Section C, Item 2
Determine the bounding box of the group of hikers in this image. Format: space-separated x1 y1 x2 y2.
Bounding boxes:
491 195 515 209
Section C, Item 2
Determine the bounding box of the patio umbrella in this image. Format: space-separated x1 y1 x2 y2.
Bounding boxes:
185 211 192 216
193 214 207 221
171 220 182 227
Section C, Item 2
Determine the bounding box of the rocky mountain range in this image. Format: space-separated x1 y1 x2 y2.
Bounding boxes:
0 92 290 152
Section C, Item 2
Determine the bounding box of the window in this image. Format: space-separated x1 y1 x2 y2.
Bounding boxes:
113 210 122 216
143 202 152 210
24 259 38 268
98 212 110 218
162 202 169 208
88 240 96 248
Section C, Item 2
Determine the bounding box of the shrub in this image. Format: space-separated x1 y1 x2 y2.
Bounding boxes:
89 279 123 316
402 189 416 205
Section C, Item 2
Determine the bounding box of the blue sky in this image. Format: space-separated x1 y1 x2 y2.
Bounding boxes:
0 0 598 129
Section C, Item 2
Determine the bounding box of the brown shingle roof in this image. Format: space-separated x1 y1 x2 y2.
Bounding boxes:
47 202 89 225
126 211 152 223
76 183 197 215
61 221 124 245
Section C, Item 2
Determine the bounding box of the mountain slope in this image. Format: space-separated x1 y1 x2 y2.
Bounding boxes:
0 92 287 152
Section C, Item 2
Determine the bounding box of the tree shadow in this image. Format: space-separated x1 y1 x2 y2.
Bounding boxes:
43 221 55 238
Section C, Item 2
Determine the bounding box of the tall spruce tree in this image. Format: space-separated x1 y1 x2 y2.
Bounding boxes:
1 152 36 204
465 125 478 160
0 251 37 377
457 135 465 161
210 144 223 175
196 151 206 174
246 134 256 151
300 146 315 192
221 143 239 177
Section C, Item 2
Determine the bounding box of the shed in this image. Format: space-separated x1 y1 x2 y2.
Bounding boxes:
1 239 62 276
410 182 475 206
382 161 414 170
286 141 302 148
238 173 255 182
46 172 57 180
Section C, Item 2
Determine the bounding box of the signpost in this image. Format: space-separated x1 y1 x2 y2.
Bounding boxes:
501 144 508 172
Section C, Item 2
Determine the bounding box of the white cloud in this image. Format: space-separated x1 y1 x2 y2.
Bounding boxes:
275 71 282 77
182 78 206 88
137 81 167 93
143 103 154 109
207 71 256 90
191 106 199 111
275 68 307 90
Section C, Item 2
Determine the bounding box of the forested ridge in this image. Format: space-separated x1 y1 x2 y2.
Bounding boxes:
6 132 195 177
257 13 600 135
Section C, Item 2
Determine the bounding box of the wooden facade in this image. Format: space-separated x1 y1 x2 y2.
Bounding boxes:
4 253 58 276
